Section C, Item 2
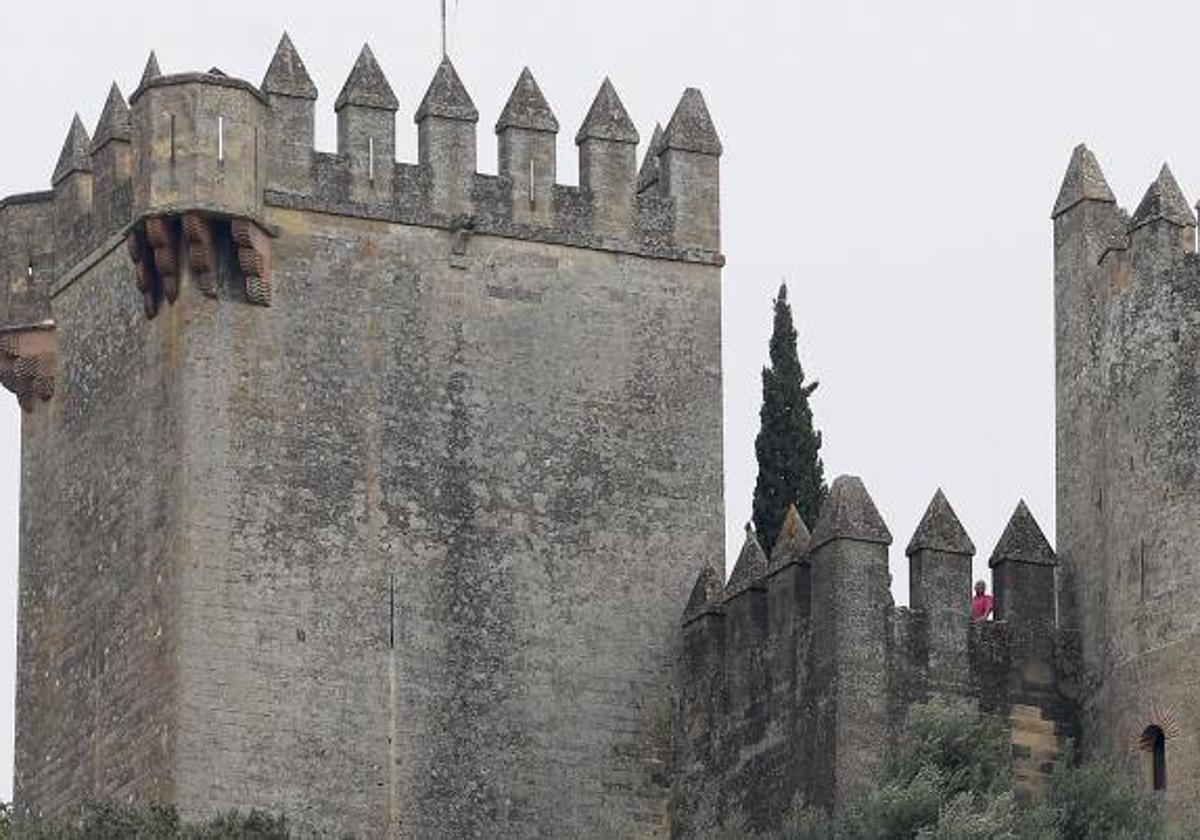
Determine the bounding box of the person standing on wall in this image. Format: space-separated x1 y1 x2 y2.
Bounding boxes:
972 580 994 621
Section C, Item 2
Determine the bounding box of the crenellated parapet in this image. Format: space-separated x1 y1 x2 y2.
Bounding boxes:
675 478 1078 835
0 33 723 414
0 41 721 301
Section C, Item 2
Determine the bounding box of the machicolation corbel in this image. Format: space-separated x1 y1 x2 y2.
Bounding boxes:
126 213 274 315
0 323 57 412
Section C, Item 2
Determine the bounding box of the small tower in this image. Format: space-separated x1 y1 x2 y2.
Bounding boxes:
90 83 133 238
809 475 892 807
52 115 94 264
139 51 161 88
335 44 398 197
637 122 664 195
679 561 727 836
681 563 727 740
1051 144 1119 634
416 57 478 217
496 68 558 225
906 489 975 691
1127 164 1196 256
661 88 721 251
989 501 1057 626
723 525 769 713
767 504 812 626
262 33 318 193
576 79 639 236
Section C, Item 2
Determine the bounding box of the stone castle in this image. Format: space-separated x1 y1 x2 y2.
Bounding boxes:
0 32 1189 839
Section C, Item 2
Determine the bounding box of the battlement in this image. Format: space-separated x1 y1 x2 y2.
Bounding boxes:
6 35 722 272
676 477 1077 834
0 34 723 416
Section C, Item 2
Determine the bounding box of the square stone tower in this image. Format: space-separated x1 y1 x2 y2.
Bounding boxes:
1053 145 1200 822
2 36 725 839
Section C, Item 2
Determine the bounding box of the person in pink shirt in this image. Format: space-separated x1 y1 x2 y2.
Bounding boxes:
972 580 994 621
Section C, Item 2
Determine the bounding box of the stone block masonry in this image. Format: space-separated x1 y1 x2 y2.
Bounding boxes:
2 32 723 839
11 23 1194 840
676 488 1077 836
1053 146 1200 827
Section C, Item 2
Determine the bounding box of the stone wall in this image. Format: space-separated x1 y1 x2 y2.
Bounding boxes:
1053 150 1200 824
3 35 725 840
675 485 1077 836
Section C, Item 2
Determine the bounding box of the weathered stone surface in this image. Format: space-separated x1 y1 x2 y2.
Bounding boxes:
335 44 399 112
906 487 974 556
261 33 317 100
1051 144 1115 218
415 57 478 123
51 115 92 186
495 68 558 134
1129 163 1196 231
768 503 809 567
138 51 161 90
4 43 726 840
725 525 768 597
91 84 131 152
637 123 664 194
663 88 722 157
989 501 1055 567
809 474 892 549
684 564 725 621
575 78 638 145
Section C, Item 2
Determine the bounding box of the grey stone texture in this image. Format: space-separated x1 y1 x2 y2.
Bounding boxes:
8 30 1157 840
1053 144 1200 825
676 481 1078 836
496 69 558 228
3 37 725 840
908 489 974 692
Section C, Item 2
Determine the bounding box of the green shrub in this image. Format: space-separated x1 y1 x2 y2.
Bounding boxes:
12 803 289 840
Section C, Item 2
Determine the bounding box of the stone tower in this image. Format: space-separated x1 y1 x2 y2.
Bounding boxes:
1053 145 1200 820
2 36 725 838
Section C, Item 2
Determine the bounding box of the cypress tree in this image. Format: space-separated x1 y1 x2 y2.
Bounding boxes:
752 283 827 552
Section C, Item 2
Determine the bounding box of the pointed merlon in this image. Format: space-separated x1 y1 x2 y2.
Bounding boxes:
1051 144 1116 219
906 488 975 557
335 44 399 112
575 78 639 146
637 123 664 193
496 67 559 134
683 563 725 622
90 83 131 153
663 88 722 156
810 475 892 550
262 32 318 100
52 115 93 186
139 51 162 90
1129 164 1196 232
770 504 811 567
415 56 479 123
725 524 768 598
988 500 1056 568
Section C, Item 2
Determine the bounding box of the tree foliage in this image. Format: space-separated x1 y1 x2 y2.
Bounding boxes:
700 697 1179 840
752 283 826 552
5 802 290 840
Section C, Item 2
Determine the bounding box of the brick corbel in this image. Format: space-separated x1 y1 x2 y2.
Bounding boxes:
232 218 272 306
0 323 57 411
126 212 275 316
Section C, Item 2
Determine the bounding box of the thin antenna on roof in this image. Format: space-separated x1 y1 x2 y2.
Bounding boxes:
441 0 447 57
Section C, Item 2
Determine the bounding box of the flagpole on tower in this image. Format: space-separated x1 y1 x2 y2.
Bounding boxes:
441 0 447 57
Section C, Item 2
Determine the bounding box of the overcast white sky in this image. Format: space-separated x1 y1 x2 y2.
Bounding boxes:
2 0 1200 801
